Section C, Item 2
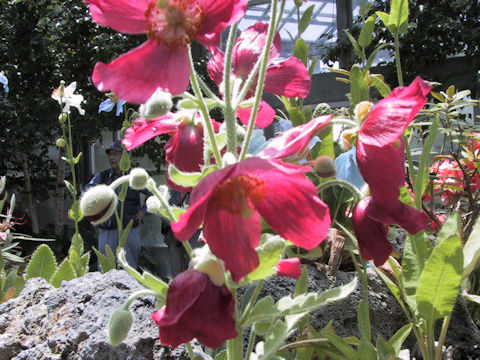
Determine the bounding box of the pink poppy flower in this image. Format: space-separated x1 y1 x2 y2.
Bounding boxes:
171 157 331 281
122 113 220 192
354 77 432 265
151 270 237 348
85 0 248 104
207 22 311 128
276 258 302 279
258 115 332 160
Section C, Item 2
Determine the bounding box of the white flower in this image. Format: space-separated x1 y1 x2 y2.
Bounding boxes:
51 81 85 115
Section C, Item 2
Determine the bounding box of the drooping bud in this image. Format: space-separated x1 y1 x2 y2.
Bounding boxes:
354 101 373 125
310 155 336 178
80 184 117 225
191 246 225 286
108 307 133 346
275 258 302 279
56 138 67 148
139 89 173 119
129 168 149 190
58 113 68 124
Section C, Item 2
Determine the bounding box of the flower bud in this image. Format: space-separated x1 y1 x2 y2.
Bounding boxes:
129 168 149 190
139 89 172 119
108 308 133 346
275 258 302 279
310 155 336 178
146 196 162 214
56 138 67 148
58 113 68 124
80 184 117 225
192 246 225 286
354 101 373 125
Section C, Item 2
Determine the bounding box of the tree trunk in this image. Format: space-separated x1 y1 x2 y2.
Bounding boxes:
54 147 66 239
20 152 40 234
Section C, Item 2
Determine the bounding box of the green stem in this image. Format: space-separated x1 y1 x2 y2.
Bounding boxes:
147 179 176 222
244 327 256 360
188 46 223 167
276 338 329 352
227 288 243 360
197 76 223 105
185 342 195 360
182 240 193 258
239 0 279 160
240 280 265 324
122 289 158 310
109 175 130 190
65 114 80 237
435 314 451 360
223 22 239 154
316 179 362 202
393 32 403 87
331 118 359 128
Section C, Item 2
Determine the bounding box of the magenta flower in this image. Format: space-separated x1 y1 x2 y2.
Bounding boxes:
151 270 237 348
122 113 220 192
85 0 248 104
258 115 332 160
171 157 331 281
207 22 311 127
276 258 302 279
353 77 432 265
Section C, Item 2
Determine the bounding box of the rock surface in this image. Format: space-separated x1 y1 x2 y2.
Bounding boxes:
0 267 479 359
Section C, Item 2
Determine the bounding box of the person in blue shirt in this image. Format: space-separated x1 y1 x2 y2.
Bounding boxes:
83 140 150 269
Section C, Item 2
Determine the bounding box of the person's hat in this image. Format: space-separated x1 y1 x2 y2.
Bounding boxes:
105 140 123 154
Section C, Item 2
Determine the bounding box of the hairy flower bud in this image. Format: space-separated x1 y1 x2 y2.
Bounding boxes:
310 155 336 178
56 138 67 148
80 185 117 225
108 308 133 346
139 89 173 119
191 246 225 286
58 113 68 124
129 168 149 190
146 196 162 213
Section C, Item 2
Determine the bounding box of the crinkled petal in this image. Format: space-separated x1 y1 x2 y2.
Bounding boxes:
207 47 225 87
264 57 311 98
255 162 331 249
152 270 237 348
335 147 366 190
352 197 391 266
232 22 281 77
196 0 248 47
122 114 178 150
203 203 261 282
115 100 127 116
259 115 332 160
98 98 115 113
85 0 150 34
237 101 276 128
359 77 432 147
276 258 302 279
92 40 189 104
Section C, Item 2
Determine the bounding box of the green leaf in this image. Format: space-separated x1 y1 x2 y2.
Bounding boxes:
68 200 83 223
463 216 480 279
119 149 131 172
365 43 390 71
243 296 280 325
78 252 90 276
388 323 412 355
50 258 76 287
168 163 203 188
358 338 376 360
288 107 306 126
298 5 315 36
390 0 409 33
318 327 357 359
343 30 363 60
64 180 75 195
25 244 57 281
69 232 84 256
435 212 460 245
413 117 439 209
93 246 116 273
357 300 371 342
214 350 226 360
368 74 391 97
376 11 396 34
312 126 334 160
416 235 463 325
376 335 396 360
349 65 369 107
118 220 133 250
247 235 285 281
294 266 309 298
73 152 82 165
358 14 376 47
402 232 432 298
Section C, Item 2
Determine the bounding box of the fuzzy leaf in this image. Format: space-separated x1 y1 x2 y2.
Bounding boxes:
25 244 57 281
69 232 84 257
93 246 116 273
248 234 285 281
168 163 203 188
50 259 76 287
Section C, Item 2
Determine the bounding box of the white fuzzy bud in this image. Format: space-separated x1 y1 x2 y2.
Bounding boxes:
192 246 225 286
146 196 162 214
129 168 149 190
80 185 117 225
139 89 172 119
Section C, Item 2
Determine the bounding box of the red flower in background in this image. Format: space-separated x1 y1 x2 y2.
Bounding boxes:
207 22 311 128
151 270 237 348
122 113 220 192
171 157 331 281
276 258 302 279
353 77 432 265
85 0 248 104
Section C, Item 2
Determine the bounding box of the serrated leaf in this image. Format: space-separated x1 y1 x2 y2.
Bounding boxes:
68 200 83 222
463 216 480 279
168 163 203 188
69 232 84 256
25 244 57 281
50 258 76 287
388 323 412 355
416 235 463 325
358 14 376 47
93 246 116 274
298 5 315 36
78 252 90 276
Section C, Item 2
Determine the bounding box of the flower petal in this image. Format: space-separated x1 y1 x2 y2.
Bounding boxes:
263 57 311 98
122 114 178 150
85 0 150 34
92 40 190 104
207 47 225 87
203 203 261 282
352 197 392 266
276 258 302 279
259 115 332 160
196 0 248 47
359 76 432 147
237 101 276 129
